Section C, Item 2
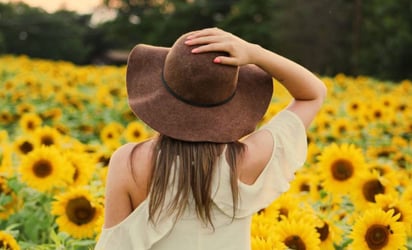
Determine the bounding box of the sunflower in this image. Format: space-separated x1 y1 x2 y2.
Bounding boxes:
349 208 407 250
392 151 412 170
373 194 412 236
306 142 321 165
288 171 312 197
345 98 367 117
40 107 62 122
330 117 354 139
100 122 123 149
19 146 73 192
251 213 276 242
350 170 398 211
64 151 95 186
19 112 42 133
0 231 20 250
13 136 37 155
365 100 393 123
366 144 397 160
52 187 103 239
274 217 321 250
265 193 301 221
33 126 63 147
16 102 35 115
124 121 150 142
315 216 343 250
367 162 400 187
401 186 412 204
251 236 287 250
0 110 14 125
322 103 338 117
318 143 367 196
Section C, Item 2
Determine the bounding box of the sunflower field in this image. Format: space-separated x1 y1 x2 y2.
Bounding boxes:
0 55 411 250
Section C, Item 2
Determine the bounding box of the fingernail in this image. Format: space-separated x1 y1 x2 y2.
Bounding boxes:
213 57 221 63
191 48 199 53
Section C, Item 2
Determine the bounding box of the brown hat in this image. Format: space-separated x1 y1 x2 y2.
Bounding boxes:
126 32 273 143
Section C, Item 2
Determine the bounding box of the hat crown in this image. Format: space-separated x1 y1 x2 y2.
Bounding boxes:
163 35 239 106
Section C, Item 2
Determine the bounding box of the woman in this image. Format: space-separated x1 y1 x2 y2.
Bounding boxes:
95 27 326 249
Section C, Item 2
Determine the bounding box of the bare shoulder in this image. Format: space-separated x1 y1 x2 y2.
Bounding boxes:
238 129 274 185
103 139 156 228
110 140 155 171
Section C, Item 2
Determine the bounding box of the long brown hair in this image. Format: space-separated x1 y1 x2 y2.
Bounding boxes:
146 134 245 228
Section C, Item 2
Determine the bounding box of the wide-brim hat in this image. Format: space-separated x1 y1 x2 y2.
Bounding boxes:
126 32 273 143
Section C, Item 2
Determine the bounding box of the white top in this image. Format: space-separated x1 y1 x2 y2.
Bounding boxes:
95 110 307 250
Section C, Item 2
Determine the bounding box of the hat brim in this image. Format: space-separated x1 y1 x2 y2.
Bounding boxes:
126 44 273 143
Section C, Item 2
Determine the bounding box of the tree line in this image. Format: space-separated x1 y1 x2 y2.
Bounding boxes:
0 0 411 81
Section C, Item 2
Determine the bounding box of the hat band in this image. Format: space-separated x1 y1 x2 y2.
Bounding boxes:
161 70 236 108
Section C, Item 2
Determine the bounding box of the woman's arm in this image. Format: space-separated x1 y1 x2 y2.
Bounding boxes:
186 27 326 184
185 27 326 128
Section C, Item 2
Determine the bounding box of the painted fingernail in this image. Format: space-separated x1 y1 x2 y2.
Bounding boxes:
213 57 221 63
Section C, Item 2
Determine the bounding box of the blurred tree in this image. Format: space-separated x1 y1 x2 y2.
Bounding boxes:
0 2 93 64
0 1 410 80
100 0 238 48
355 0 412 80
220 0 276 52
267 0 354 75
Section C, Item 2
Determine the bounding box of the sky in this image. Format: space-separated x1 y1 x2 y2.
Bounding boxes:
0 0 102 13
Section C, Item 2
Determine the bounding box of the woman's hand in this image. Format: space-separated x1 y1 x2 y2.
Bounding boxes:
184 27 260 66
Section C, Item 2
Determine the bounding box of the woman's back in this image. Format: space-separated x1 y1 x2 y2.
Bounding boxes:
96 110 309 249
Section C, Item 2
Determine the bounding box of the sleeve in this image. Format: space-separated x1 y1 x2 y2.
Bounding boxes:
211 110 307 218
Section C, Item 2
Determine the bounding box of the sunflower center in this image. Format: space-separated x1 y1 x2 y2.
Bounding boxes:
257 208 265 215
377 150 391 158
362 179 385 202
72 165 79 181
396 156 406 169
19 141 34 154
374 111 382 119
33 159 53 178
66 197 96 225
365 224 390 249
300 183 310 192
133 130 141 138
331 159 354 181
338 125 347 134
277 208 289 221
316 222 329 241
27 121 35 130
41 135 54 146
0 241 8 249
284 235 306 250
351 103 359 110
98 156 111 167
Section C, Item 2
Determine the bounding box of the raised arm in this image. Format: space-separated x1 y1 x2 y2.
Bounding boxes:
186 27 326 184
185 27 327 128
